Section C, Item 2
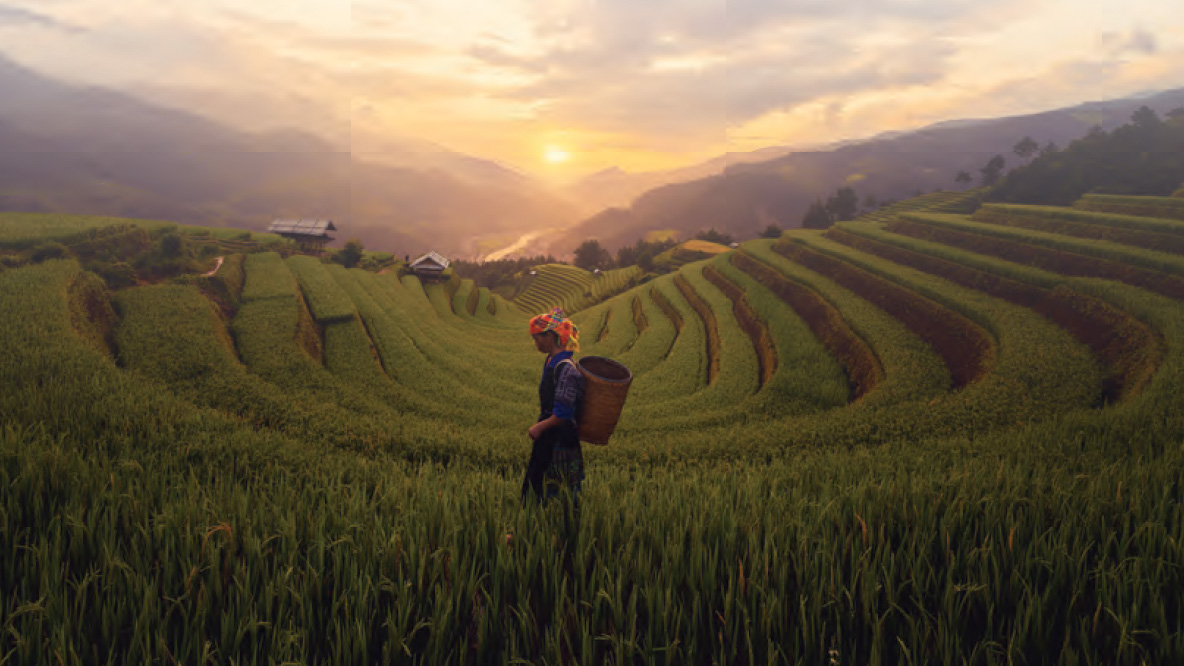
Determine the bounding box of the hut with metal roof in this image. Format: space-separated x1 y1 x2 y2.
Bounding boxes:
266 219 337 254
409 251 450 280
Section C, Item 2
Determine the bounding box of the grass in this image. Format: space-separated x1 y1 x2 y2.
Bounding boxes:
4 197 1184 663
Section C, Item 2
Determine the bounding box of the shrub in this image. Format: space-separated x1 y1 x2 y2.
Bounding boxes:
91 261 139 290
30 242 71 263
160 232 187 258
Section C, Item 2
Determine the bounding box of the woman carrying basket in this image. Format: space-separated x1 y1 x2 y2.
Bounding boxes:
522 307 586 507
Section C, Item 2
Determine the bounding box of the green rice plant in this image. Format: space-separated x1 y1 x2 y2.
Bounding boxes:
287 255 357 323
354 269 537 379
422 280 461 321
0 212 172 249
513 264 640 314
327 266 535 426
490 292 524 324
777 234 993 389
891 214 1184 305
981 202 1184 237
619 261 769 430
7 248 1184 663
901 211 1184 279
615 273 707 406
789 232 1103 416
451 278 478 317
466 286 520 329
575 292 637 357
830 222 1164 401
741 240 949 410
600 285 678 378
1073 193 1184 221
11 197 1184 664
854 189 983 224
113 284 391 448
970 203 1184 256
708 252 850 417
321 316 401 401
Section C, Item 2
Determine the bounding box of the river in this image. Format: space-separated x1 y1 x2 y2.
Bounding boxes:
481 230 546 262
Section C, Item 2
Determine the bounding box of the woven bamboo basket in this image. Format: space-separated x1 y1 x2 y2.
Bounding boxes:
575 356 632 446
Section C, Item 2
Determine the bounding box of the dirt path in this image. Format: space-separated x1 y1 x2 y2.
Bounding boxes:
202 256 224 278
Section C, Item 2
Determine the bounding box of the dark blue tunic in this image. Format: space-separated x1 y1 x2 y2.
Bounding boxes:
521 352 585 503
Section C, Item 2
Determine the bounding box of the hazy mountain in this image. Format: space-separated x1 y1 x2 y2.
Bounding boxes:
0 53 578 257
564 144 805 214
550 88 1184 254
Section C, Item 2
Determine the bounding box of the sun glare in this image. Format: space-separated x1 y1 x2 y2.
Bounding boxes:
544 146 571 164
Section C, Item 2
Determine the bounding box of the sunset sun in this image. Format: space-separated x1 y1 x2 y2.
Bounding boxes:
543 146 571 164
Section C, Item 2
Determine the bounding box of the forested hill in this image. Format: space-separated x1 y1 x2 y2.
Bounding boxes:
989 106 1184 204
548 88 1184 254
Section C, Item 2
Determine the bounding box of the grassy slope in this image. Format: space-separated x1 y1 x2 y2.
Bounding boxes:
3 206 1184 663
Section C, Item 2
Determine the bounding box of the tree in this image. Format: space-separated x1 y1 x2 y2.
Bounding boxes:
695 228 735 246
801 200 833 230
1131 105 1161 129
1167 107 1184 119
862 194 879 211
337 238 364 269
1040 141 1060 157
160 232 187 258
980 154 1006 186
1013 136 1039 160
954 170 972 186
637 249 655 272
615 244 637 268
759 224 783 239
573 239 609 270
825 186 859 222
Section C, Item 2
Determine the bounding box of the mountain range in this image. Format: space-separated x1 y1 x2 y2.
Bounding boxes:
0 53 577 258
546 88 1184 255
4 49 1184 261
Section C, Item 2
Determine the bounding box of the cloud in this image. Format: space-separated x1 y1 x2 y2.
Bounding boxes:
0 4 82 32
464 0 1031 147
1100 28 1158 57
478 18 960 146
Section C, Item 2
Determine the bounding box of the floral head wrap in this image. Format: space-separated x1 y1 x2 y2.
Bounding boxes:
529 307 580 351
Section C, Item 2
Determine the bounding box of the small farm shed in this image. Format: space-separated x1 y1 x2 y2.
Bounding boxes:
410 251 450 280
267 219 337 254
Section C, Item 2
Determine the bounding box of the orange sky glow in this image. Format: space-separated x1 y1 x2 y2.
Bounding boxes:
0 0 1182 181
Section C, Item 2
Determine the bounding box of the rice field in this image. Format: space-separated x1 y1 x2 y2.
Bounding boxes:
513 263 640 314
2 192 1184 664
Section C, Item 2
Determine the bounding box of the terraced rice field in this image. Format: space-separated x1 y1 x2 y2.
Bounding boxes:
512 262 640 314
3 190 1184 664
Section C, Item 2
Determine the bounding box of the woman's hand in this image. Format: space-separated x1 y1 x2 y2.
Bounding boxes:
528 415 563 440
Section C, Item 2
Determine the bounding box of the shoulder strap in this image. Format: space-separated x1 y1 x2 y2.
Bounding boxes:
556 358 582 379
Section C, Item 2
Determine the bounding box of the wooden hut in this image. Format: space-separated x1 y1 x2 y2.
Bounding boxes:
267 219 337 254
410 251 450 280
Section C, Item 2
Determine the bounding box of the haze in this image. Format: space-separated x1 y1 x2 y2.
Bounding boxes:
2 0 1182 183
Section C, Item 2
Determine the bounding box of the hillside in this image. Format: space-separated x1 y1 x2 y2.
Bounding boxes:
549 88 1184 254
562 144 803 214
4 172 1184 661
0 52 577 258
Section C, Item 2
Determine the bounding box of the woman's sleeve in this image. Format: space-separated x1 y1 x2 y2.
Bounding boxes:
552 364 585 422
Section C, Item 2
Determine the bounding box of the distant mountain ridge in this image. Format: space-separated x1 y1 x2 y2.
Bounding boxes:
564 144 807 214
548 88 1184 254
0 52 578 257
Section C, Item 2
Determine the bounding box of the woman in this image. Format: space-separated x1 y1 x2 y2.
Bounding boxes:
522 307 586 507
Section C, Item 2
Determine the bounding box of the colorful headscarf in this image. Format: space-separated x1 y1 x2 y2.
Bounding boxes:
529 307 580 351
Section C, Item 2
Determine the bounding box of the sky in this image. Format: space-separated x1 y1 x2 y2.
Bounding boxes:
1 0 1182 182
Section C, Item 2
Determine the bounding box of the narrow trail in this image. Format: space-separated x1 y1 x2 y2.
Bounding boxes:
202 256 225 278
